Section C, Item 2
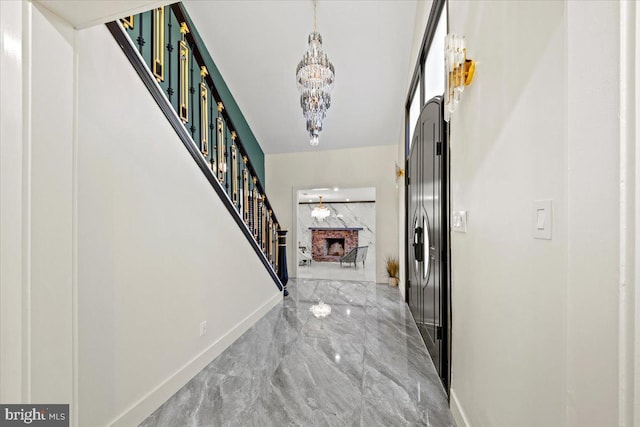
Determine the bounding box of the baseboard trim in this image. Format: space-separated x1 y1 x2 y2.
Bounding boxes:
450 388 471 427
108 291 282 427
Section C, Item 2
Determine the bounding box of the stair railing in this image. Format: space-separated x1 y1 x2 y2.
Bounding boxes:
106 3 286 290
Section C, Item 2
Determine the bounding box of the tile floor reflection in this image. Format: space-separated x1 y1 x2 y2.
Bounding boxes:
296 261 376 282
139 279 455 427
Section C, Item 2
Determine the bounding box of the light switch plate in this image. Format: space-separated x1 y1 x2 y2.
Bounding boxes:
533 200 552 240
452 211 467 233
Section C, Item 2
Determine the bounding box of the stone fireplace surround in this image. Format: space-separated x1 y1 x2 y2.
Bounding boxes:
310 227 362 262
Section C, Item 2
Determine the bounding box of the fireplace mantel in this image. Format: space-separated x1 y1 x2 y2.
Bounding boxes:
308 227 363 231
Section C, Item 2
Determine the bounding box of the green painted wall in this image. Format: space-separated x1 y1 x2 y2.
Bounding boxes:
180 6 266 185
124 5 266 186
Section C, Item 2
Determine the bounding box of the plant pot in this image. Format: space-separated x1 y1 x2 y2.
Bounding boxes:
388 277 399 287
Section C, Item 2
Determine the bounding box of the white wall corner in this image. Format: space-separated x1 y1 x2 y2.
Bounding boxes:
621 1 639 425
450 388 471 427
28 1 75 407
566 0 623 425
0 0 25 403
635 1 640 424
110 292 281 427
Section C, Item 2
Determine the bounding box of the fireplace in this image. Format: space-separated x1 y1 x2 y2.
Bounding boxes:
326 238 345 256
310 227 362 262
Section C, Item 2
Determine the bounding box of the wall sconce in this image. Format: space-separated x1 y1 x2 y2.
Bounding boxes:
445 34 475 122
395 162 405 188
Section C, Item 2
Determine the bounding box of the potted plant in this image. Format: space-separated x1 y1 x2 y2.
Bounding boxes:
385 256 400 287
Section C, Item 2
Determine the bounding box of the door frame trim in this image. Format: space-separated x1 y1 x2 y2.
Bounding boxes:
403 0 451 394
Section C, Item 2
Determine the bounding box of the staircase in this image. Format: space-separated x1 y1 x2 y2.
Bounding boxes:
106 3 286 291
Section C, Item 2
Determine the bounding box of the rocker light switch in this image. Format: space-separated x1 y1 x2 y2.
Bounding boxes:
536 209 545 230
533 200 552 240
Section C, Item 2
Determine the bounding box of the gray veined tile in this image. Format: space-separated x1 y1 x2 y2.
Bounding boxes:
139 368 259 427
363 342 444 401
192 369 261 427
366 297 413 326
139 278 455 427
207 309 286 381
365 306 422 349
281 297 313 331
365 282 403 302
301 304 366 343
362 361 452 427
364 284 401 309
318 280 367 307
365 282 403 304
363 345 453 427
286 278 327 304
280 281 315 332
222 393 292 427
362 393 430 427
247 336 365 427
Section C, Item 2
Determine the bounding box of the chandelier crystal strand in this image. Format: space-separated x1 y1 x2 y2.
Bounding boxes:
296 0 334 146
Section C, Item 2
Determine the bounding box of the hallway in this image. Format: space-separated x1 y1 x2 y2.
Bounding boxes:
140 279 454 426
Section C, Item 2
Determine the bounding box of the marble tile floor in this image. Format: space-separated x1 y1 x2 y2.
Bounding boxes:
296 261 376 282
140 278 455 427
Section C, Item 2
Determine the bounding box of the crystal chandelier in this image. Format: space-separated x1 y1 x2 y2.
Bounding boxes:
296 0 335 146
311 195 331 221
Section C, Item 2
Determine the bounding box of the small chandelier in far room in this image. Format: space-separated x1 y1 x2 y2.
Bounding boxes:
311 195 331 221
296 0 335 146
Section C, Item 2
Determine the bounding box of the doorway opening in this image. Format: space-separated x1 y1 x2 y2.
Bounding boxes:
295 187 376 282
404 0 450 393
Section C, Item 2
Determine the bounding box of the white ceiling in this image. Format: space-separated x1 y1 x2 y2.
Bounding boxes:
297 187 375 203
36 0 175 29
184 0 419 154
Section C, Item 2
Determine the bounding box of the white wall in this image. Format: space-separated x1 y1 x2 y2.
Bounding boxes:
29 2 76 406
448 1 567 424
75 24 281 426
446 1 634 426
266 145 398 284
635 4 640 424
0 0 76 408
1 4 283 425
0 0 26 403
566 2 621 425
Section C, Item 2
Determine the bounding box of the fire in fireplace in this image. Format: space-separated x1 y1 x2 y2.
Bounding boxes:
325 238 345 256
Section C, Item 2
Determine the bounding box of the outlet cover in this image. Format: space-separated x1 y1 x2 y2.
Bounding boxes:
452 211 467 233
199 320 207 337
